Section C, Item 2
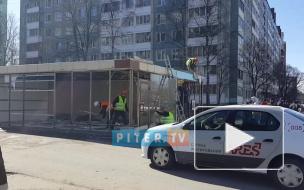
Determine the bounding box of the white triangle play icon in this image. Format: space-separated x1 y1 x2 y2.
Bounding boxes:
225 123 255 153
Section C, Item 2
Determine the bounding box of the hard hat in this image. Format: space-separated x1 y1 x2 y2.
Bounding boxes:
94 101 100 107
195 58 198 63
122 90 127 94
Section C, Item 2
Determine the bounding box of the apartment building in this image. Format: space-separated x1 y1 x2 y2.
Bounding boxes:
0 0 7 66
20 0 152 64
19 0 284 105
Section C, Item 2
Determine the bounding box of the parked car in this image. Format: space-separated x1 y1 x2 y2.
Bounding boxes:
0 146 8 190
141 105 304 190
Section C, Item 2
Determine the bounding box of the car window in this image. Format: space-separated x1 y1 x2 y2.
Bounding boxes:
285 109 304 122
189 111 229 130
232 111 280 131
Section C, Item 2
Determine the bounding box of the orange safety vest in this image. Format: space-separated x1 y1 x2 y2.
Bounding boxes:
100 101 114 110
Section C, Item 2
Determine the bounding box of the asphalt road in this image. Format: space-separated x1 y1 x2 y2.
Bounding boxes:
0 129 277 190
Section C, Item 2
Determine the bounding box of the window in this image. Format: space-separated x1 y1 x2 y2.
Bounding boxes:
101 53 119 60
34 2 40 7
101 37 112 45
121 34 134 44
122 0 134 9
238 16 244 30
136 15 150 25
55 58 61 62
157 32 166 42
189 7 206 18
90 39 97 48
172 11 182 23
78 8 85 17
91 54 98 61
122 17 134 27
56 13 62 21
56 42 63 50
135 0 150 7
188 46 203 57
45 14 51 22
232 111 280 131
92 8 98 16
45 58 51 63
156 50 166 61
45 44 51 52
157 0 166 6
121 52 134 59
104 1 120 12
156 14 166 25
239 0 244 12
136 51 151 59
29 29 38 36
45 0 51 8
172 29 183 41
189 111 229 130
55 28 62 36
238 69 243 79
45 29 51 36
238 34 244 45
172 49 181 60
66 28 73 35
27 13 40 23
135 32 151 43
56 0 62 6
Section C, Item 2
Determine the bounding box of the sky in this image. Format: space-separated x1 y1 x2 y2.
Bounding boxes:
7 0 304 72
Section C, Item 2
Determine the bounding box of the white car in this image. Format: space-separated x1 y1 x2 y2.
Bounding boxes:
141 105 304 190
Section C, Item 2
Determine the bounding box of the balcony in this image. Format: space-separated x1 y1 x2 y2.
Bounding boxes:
27 6 39 14
26 36 42 44
27 21 40 30
26 51 39 58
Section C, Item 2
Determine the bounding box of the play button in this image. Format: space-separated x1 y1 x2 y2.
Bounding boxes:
225 123 254 153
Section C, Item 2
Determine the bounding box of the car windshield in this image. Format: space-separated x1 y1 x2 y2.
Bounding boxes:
285 109 304 122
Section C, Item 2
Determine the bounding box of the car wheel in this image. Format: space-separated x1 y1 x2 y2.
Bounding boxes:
269 157 304 190
149 146 176 169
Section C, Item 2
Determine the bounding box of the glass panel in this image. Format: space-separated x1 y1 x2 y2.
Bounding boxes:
72 72 90 130
55 73 72 129
10 74 24 127
91 71 110 130
110 71 130 127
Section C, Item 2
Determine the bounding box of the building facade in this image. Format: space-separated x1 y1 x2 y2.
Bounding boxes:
0 0 7 66
19 0 284 105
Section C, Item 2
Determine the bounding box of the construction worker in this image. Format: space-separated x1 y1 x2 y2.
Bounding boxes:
156 105 174 125
186 58 198 71
94 101 114 124
111 90 128 129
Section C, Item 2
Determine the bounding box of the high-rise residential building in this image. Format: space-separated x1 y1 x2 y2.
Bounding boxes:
19 0 284 105
0 0 7 66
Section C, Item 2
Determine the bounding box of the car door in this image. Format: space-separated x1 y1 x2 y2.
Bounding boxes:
176 111 229 167
224 110 282 169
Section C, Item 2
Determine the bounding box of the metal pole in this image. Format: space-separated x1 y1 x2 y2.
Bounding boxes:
108 70 111 129
8 75 11 127
89 71 92 131
71 72 73 125
137 71 139 127
22 74 25 127
53 73 56 129
129 70 133 126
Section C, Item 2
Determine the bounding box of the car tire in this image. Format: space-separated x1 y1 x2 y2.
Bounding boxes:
149 146 176 170
269 157 304 190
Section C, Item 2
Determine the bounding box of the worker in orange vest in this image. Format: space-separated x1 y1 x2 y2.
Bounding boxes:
94 101 114 124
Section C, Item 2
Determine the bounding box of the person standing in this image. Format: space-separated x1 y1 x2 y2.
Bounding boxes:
260 98 267 105
0 146 8 190
111 90 128 130
289 101 298 111
277 98 284 107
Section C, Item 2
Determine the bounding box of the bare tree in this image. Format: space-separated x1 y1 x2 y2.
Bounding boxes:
161 0 188 69
0 13 19 66
216 46 230 105
240 40 274 96
273 62 286 98
59 0 102 61
284 65 304 100
100 0 135 59
188 0 230 105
